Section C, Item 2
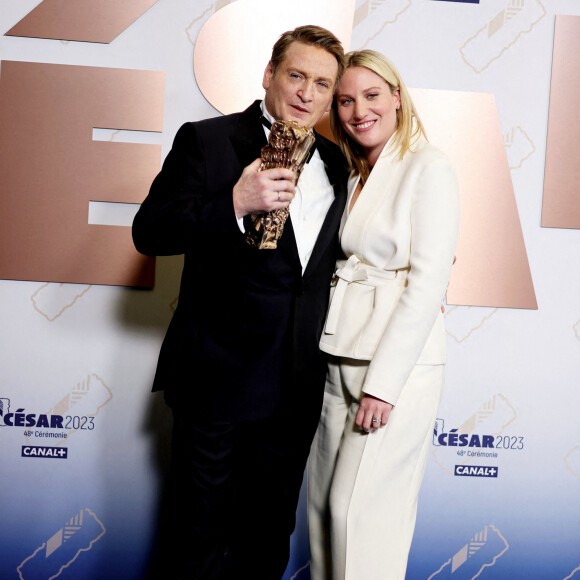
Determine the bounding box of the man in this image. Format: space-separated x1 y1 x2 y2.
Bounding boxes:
133 25 347 579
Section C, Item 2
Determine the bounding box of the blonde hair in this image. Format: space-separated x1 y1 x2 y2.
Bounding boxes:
330 50 426 183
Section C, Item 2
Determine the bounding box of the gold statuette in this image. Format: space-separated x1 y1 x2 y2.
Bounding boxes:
246 120 315 250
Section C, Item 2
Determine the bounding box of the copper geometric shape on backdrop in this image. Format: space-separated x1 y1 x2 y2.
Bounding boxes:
542 14 580 230
5 0 159 44
193 0 356 116
0 61 164 287
411 88 537 309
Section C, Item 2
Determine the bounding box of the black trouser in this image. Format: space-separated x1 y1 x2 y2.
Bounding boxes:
157 399 316 580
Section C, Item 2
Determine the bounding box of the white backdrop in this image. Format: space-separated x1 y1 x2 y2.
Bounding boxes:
1 1 579 579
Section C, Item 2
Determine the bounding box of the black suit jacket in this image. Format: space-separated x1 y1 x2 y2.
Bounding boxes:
133 101 348 423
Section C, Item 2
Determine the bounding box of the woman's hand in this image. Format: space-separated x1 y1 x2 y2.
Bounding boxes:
356 394 394 432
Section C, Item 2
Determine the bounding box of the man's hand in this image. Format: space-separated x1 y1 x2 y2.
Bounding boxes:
233 158 297 219
356 394 394 432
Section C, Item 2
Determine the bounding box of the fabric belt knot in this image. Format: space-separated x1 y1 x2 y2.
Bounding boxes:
325 255 369 335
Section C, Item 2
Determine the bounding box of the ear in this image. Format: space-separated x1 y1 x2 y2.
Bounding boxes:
324 96 333 113
262 62 273 91
394 87 401 110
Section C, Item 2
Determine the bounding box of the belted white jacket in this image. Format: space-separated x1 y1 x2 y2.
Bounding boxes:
319 135 460 406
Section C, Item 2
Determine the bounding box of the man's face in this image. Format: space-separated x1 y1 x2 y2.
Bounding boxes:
262 41 338 128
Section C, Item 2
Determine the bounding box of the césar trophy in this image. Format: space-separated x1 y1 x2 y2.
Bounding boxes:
246 120 315 250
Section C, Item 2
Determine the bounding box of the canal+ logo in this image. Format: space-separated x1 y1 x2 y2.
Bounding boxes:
455 465 498 478
22 445 68 459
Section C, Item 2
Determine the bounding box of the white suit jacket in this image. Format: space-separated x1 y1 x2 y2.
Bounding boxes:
320 136 460 406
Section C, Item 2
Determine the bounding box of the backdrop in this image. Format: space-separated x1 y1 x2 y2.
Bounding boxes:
0 1 579 579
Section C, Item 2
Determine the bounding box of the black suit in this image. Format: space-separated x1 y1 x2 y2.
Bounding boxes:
133 101 347 579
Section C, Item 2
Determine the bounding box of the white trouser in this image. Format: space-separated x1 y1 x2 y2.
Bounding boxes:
308 356 444 580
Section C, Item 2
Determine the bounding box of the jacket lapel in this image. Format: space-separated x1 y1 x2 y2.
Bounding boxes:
302 134 348 279
231 100 267 168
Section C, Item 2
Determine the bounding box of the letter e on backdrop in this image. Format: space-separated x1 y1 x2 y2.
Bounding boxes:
0 61 164 286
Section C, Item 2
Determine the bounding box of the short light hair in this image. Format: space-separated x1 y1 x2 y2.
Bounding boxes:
270 25 345 90
330 50 427 183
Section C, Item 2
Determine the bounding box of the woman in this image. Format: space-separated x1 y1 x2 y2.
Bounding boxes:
308 50 460 580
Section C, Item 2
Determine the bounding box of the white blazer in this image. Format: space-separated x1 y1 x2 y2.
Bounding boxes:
319 135 460 406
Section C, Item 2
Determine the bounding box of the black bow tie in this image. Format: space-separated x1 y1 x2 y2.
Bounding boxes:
260 116 317 163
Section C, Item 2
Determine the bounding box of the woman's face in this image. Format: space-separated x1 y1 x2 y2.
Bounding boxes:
336 66 400 167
